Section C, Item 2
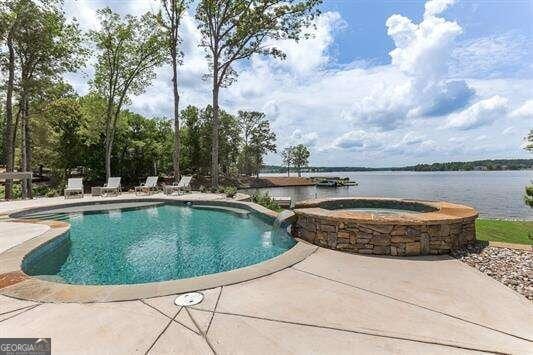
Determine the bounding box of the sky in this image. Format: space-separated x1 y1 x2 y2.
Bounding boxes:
63 0 533 167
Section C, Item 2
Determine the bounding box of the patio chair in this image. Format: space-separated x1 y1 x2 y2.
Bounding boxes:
163 176 193 195
135 176 158 195
101 177 121 196
64 178 84 199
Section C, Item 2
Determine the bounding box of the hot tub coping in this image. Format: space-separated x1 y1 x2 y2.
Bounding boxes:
294 197 478 225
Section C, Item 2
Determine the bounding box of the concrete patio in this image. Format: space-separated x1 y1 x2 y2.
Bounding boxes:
0 195 532 354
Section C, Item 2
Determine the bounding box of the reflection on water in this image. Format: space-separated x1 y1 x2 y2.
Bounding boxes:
244 170 533 220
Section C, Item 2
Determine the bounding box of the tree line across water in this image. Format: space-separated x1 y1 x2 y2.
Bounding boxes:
263 158 533 174
0 0 320 199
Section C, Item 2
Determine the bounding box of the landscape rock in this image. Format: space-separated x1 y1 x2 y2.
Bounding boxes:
452 243 532 301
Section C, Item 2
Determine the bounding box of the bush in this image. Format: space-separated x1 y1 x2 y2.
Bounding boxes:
224 186 237 198
252 191 282 212
199 185 207 193
525 185 533 207
0 184 60 199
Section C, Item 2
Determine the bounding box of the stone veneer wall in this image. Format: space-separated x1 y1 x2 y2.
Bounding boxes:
294 215 476 256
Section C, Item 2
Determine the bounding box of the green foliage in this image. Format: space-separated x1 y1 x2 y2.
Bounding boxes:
281 144 310 176
525 132 533 208
525 130 533 152
224 186 237 198
0 184 60 199
252 191 282 212
196 0 322 87
476 219 533 245
195 0 321 187
179 105 243 176
0 184 21 199
90 7 167 178
238 111 276 176
524 185 533 207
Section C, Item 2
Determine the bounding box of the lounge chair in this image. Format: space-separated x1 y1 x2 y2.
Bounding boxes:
135 176 158 195
64 178 84 199
163 176 192 195
101 177 121 196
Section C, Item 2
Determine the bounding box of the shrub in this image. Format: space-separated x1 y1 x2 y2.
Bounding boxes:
525 185 533 207
252 191 282 212
0 184 61 199
199 185 206 193
224 186 237 198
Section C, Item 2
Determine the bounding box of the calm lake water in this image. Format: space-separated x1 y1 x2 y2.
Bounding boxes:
243 170 533 220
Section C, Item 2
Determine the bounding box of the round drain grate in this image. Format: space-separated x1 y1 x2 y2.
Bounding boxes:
174 292 204 306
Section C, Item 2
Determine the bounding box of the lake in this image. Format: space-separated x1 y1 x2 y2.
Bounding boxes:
243 170 533 220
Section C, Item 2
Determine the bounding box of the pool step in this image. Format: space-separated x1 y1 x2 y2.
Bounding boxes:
18 212 71 221
191 204 250 218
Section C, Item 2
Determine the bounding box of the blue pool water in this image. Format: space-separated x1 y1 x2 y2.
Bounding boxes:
23 204 295 285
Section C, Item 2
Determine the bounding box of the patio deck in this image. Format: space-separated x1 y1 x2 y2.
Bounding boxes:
0 194 531 354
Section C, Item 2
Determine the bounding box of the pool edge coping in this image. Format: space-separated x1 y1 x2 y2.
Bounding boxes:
0 198 316 303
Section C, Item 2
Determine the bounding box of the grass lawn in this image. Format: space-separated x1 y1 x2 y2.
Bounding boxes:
476 219 533 245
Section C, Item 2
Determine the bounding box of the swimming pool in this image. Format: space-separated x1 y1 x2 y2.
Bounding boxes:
22 204 295 285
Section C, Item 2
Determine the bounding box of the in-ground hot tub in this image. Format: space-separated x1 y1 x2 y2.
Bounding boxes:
293 197 478 256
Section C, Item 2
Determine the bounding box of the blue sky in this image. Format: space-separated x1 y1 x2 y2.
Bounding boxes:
64 0 533 167
322 0 531 68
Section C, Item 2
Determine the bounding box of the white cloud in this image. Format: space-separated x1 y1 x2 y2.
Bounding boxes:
338 0 473 131
444 96 509 130
264 11 346 74
502 126 514 135
424 0 456 17
61 0 533 166
510 100 533 119
329 130 388 151
289 129 319 147
452 33 531 79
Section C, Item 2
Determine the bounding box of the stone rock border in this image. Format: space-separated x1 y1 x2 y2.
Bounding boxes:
293 197 478 256
0 198 315 303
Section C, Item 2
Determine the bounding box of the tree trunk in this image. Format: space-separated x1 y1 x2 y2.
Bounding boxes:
297 166 301 177
20 96 32 199
211 72 220 188
287 165 290 177
105 137 112 181
3 29 15 200
11 105 20 167
171 49 181 183
20 96 28 198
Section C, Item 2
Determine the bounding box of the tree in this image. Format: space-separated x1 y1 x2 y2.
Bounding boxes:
196 0 321 187
90 8 166 180
34 96 86 180
238 111 276 176
181 105 202 173
281 147 293 177
1 0 85 198
1 0 21 199
291 144 310 177
525 130 533 152
157 0 190 182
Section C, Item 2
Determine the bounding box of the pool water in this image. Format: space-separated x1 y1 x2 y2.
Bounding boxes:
343 208 423 215
23 204 295 285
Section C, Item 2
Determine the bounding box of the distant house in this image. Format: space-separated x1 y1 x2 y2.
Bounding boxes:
474 166 488 171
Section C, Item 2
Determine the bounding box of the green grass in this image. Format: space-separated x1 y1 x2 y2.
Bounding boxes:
476 219 533 245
